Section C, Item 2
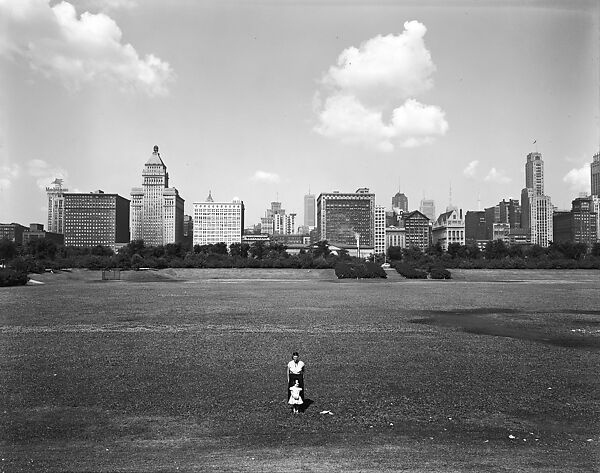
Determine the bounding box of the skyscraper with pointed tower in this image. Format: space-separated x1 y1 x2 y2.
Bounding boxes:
130 145 184 246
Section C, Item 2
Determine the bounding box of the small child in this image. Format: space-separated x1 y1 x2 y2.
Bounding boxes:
288 379 303 414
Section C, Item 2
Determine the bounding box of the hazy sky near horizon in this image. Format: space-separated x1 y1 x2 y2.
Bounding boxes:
1 0 599 227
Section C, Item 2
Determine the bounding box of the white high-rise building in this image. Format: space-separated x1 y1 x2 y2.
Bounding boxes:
130 145 184 246
374 205 386 255
46 178 68 234
193 196 244 247
521 190 553 246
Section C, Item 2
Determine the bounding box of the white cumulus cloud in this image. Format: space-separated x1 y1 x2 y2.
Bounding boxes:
484 168 511 184
463 160 479 178
314 20 448 152
0 0 174 96
27 159 68 190
251 170 280 184
563 163 590 192
0 163 21 189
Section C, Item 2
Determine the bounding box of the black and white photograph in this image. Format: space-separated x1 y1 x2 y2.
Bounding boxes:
1 0 599 471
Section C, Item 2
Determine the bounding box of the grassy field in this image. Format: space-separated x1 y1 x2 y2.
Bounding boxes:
1 268 599 472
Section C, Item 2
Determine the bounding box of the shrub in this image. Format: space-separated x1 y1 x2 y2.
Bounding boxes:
335 261 387 279
429 266 452 279
0 268 28 287
395 262 428 279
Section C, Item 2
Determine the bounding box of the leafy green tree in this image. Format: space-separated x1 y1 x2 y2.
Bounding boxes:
591 242 600 257
387 246 403 261
249 241 266 259
0 238 18 261
426 241 443 257
402 246 423 262
447 243 462 259
484 240 508 259
312 240 331 258
26 238 57 260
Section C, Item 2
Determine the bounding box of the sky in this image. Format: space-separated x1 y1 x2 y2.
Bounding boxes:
1 0 599 228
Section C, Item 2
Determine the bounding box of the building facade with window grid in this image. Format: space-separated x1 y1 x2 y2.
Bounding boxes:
193 199 245 248
316 190 375 250
63 192 130 250
130 146 184 246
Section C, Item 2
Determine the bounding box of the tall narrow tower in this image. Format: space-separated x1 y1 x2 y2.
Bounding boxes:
521 151 552 246
304 191 316 227
46 178 68 234
526 152 544 196
591 152 600 197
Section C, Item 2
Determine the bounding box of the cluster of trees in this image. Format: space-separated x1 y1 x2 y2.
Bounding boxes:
0 238 351 273
2 237 600 276
386 240 600 269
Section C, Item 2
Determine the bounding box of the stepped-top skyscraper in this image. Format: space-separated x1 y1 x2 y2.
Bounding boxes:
521 151 553 246
130 145 184 246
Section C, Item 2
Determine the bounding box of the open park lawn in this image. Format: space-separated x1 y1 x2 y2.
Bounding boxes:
1 268 599 472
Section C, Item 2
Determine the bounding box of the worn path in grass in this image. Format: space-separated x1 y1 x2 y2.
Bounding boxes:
1 269 599 471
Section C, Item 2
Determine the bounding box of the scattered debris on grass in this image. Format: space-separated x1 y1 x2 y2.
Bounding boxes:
319 410 333 415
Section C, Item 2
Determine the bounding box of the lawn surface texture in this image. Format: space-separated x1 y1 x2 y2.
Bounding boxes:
1 268 599 472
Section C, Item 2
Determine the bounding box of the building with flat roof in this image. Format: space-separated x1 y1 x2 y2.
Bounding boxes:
465 210 486 246
374 205 386 255
317 189 375 255
419 198 436 222
63 191 130 250
385 226 406 250
0 223 28 244
22 224 64 246
193 196 244 248
304 192 316 227
130 146 184 246
591 152 600 197
554 197 598 247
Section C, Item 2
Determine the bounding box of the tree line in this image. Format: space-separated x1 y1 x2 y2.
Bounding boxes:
1 237 599 274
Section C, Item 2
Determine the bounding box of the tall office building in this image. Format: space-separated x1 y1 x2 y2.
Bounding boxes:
521 152 553 247
592 152 600 197
192 196 244 247
304 192 316 227
392 192 408 212
130 145 184 246
402 210 430 251
419 198 436 222
374 205 386 255
525 152 544 195
317 188 375 253
63 191 130 250
46 178 68 234
465 210 486 247
553 198 597 246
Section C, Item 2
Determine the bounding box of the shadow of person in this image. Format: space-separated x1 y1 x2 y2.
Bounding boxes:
299 398 314 413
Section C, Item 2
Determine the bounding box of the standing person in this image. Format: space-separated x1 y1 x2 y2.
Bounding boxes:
288 380 303 414
287 352 305 402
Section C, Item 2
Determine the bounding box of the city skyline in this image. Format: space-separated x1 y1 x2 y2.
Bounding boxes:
1 1 599 227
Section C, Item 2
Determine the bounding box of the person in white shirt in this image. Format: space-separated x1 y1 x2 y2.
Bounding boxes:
287 352 305 403
288 380 303 414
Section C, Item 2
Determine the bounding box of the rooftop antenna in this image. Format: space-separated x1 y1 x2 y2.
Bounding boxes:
533 139 538 153
477 191 481 211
